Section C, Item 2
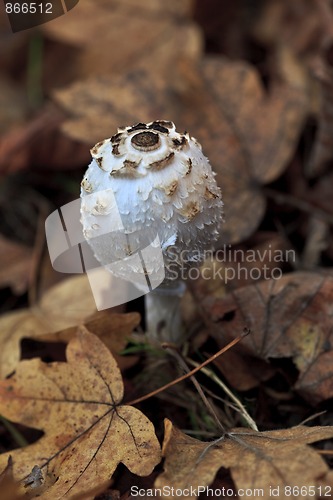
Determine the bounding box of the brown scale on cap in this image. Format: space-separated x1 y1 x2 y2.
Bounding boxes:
110 132 123 156
178 200 200 221
148 122 170 134
150 120 173 129
81 178 92 193
131 131 160 151
110 132 123 144
172 136 188 149
154 120 174 128
185 158 192 175
112 143 121 156
204 187 219 200
95 157 104 169
148 152 175 171
127 123 148 133
110 159 143 178
157 179 179 196
91 141 104 155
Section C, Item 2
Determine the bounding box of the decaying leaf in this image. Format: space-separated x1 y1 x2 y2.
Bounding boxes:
305 64 333 177
42 0 194 46
0 328 161 499
42 310 140 350
0 104 89 175
175 55 308 245
0 275 96 377
41 0 200 89
53 71 175 146
156 419 333 500
212 349 275 392
252 0 333 178
203 272 333 403
39 310 141 371
253 0 333 60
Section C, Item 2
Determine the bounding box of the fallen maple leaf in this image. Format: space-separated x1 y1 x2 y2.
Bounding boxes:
0 274 97 378
156 419 333 500
0 327 161 499
40 310 141 371
202 272 333 403
41 310 140 351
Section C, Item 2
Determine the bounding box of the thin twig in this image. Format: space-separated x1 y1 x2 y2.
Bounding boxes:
297 411 327 426
126 331 248 406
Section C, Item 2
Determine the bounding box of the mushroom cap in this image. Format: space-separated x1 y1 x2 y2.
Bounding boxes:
80 121 223 285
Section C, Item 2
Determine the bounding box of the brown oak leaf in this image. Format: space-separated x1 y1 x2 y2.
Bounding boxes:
155 419 333 500
0 327 161 499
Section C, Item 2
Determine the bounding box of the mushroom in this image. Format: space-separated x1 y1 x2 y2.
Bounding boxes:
80 120 223 343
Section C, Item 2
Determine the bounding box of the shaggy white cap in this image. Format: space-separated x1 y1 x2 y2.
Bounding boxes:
80 121 223 284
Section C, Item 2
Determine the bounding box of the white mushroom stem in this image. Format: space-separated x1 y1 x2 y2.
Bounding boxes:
145 280 186 344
